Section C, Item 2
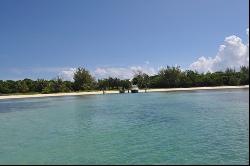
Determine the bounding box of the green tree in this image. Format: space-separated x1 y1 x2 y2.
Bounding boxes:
23 78 35 92
158 66 182 88
240 66 249 85
0 80 6 94
120 79 132 92
132 71 149 89
63 81 74 91
16 80 29 93
98 79 108 92
42 77 71 94
73 67 96 91
5 80 17 93
35 79 49 92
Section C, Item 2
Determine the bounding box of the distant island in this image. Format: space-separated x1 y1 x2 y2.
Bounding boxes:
0 66 249 95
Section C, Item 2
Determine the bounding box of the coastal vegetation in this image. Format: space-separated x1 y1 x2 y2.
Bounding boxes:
0 66 248 94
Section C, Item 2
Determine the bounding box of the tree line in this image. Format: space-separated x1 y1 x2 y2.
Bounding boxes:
132 66 249 89
0 66 248 94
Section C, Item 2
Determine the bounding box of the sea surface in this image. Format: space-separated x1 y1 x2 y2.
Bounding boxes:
0 89 249 164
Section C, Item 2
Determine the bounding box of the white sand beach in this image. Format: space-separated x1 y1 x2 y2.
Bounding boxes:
144 85 249 92
0 85 248 100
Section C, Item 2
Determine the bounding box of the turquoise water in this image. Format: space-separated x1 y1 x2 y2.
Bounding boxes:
0 89 249 165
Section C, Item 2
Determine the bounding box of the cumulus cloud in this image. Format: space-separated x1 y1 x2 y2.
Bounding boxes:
57 65 157 81
59 68 76 81
93 65 157 79
190 28 249 73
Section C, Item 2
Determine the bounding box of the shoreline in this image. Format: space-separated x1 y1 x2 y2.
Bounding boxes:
0 85 248 100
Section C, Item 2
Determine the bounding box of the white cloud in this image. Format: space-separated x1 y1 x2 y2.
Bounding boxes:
57 65 158 81
93 66 157 79
190 28 249 73
94 67 133 79
59 68 76 81
5 66 158 81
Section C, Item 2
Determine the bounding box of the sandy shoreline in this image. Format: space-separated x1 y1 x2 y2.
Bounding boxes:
0 85 248 100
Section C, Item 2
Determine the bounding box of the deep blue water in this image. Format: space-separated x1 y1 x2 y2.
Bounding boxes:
0 89 249 164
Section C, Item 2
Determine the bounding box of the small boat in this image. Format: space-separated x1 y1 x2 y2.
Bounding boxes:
131 85 139 93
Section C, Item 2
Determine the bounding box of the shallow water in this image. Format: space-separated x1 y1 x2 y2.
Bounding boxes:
0 89 249 164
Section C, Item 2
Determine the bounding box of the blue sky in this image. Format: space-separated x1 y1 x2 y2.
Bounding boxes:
0 0 249 80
